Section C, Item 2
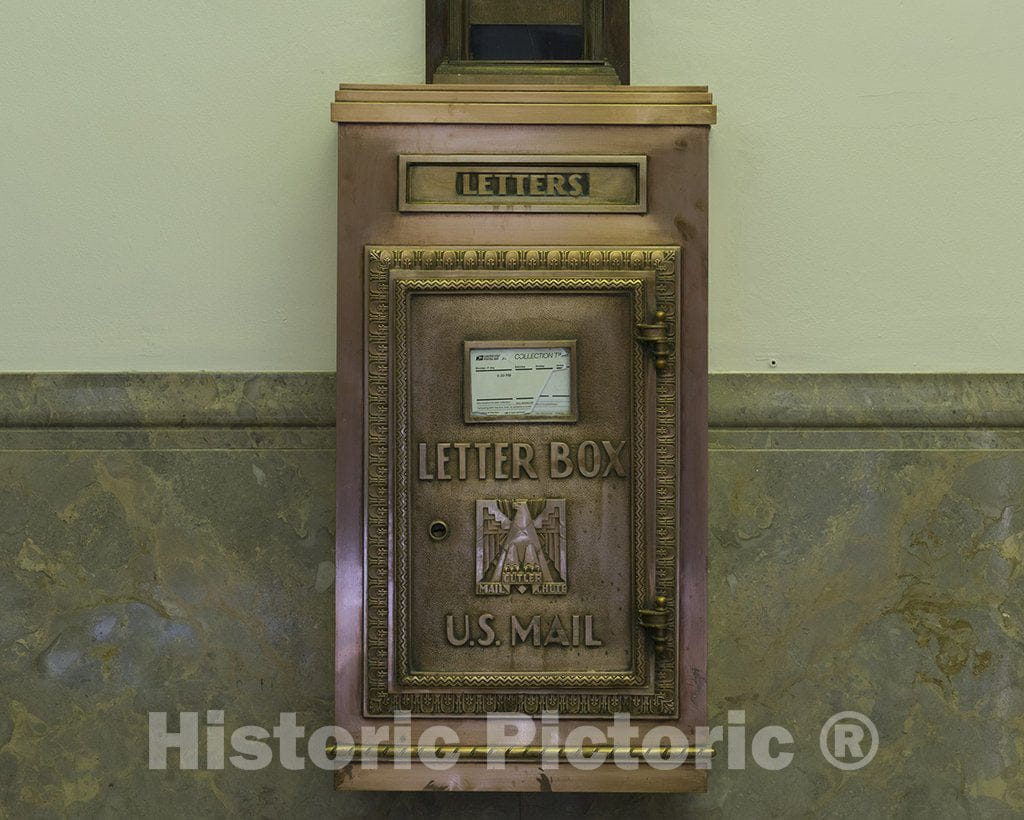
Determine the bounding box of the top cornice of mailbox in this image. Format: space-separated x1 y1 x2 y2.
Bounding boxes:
331 84 716 126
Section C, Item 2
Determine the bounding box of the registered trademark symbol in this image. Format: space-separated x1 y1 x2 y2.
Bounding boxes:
820 711 879 770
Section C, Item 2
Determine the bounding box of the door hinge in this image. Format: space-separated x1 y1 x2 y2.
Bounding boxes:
636 311 671 370
638 595 672 655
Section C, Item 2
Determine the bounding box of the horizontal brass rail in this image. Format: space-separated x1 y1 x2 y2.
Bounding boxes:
326 744 716 761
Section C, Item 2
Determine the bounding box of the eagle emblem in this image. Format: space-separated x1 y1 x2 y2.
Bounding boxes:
475 498 567 595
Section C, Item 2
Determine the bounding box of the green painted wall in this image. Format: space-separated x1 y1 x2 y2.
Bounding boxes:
2 2 1022 372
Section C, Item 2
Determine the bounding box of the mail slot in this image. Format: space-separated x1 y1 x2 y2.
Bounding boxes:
332 84 715 792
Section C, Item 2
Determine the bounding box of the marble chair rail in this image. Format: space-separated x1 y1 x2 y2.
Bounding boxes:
1 373 1023 431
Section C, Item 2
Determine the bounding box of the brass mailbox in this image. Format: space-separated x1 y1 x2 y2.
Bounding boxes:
332 85 715 792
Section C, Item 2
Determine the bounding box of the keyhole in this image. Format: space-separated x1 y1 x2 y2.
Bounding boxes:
429 520 449 542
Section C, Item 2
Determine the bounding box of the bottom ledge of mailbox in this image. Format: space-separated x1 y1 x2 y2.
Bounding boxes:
334 761 708 793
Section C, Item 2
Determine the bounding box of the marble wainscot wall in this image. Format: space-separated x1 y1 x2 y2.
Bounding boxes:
0 374 1022 817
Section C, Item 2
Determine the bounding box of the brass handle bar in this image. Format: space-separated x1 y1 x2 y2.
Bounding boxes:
326 743 715 761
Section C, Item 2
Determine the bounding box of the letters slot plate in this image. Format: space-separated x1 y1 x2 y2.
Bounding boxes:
398 155 648 213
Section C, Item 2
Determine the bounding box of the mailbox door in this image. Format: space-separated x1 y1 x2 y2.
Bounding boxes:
364 245 680 725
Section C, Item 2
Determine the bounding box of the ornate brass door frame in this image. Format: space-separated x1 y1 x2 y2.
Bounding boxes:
364 246 680 718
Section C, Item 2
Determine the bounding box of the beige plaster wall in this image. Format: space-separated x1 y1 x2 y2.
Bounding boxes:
2 2 1021 371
